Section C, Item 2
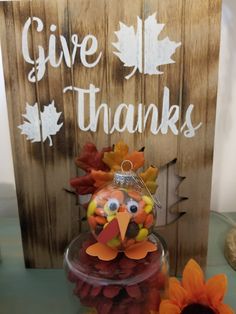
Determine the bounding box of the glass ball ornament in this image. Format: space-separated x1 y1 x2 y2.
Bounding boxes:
87 162 158 251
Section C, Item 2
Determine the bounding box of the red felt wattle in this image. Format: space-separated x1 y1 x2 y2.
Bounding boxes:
97 218 120 244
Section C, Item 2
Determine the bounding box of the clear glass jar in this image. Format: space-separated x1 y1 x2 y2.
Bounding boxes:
64 232 169 314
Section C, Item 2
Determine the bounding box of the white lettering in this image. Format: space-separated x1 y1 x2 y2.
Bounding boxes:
63 84 110 134
63 85 202 138
160 87 179 135
180 104 202 137
22 17 102 82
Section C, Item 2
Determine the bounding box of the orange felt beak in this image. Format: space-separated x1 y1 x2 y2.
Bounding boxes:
116 211 131 241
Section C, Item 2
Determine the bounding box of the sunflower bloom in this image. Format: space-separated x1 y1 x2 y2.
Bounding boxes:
159 259 234 314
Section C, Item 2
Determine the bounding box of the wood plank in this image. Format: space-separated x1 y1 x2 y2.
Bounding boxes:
176 0 222 274
29 0 79 267
68 0 108 148
68 0 109 232
156 160 181 227
143 0 183 167
144 0 183 275
0 2 52 267
106 0 143 150
156 160 180 274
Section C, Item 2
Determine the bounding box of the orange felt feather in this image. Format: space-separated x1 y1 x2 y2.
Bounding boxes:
86 242 118 261
124 241 157 260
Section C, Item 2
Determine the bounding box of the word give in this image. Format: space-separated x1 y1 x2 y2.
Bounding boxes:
22 17 102 82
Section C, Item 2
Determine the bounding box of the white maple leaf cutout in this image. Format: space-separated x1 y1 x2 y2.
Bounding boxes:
18 103 41 143
40 102 63 146
113 13 181 79
18 101 63 147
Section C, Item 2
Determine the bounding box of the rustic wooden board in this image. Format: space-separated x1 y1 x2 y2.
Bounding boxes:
0 0 222 274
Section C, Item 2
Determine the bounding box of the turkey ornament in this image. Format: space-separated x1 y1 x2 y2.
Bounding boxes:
86 161 159 261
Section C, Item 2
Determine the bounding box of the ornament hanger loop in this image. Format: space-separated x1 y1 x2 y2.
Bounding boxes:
121 160 133 172
130 171 162 210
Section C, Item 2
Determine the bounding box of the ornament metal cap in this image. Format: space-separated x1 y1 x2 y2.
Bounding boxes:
113 160 138 186
113 170 137 186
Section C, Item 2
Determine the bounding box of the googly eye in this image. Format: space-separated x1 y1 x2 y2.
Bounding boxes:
127 200 139 214
106 198 120 212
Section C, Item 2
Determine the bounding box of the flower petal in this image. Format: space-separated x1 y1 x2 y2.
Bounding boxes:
169 280 189 308
217 303 235 314
206 274 227 307
182 259 205 299
159 300 181 314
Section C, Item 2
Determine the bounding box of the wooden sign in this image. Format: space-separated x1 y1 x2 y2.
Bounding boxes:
0 0 222 274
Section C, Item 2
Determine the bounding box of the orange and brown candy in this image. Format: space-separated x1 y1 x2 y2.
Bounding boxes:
87 184 156 250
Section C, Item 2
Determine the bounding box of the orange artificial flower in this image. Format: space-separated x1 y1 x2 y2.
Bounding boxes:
159 259 234 314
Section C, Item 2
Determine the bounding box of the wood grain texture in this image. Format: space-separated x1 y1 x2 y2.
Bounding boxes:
29 0 79 267
155 160 181 274
107 0 143 151
0 0 222 273
0 2 52 267
143 0 183 275
143 0 183 167
176 0 222 273
68 0 108 147
68 0 110 232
